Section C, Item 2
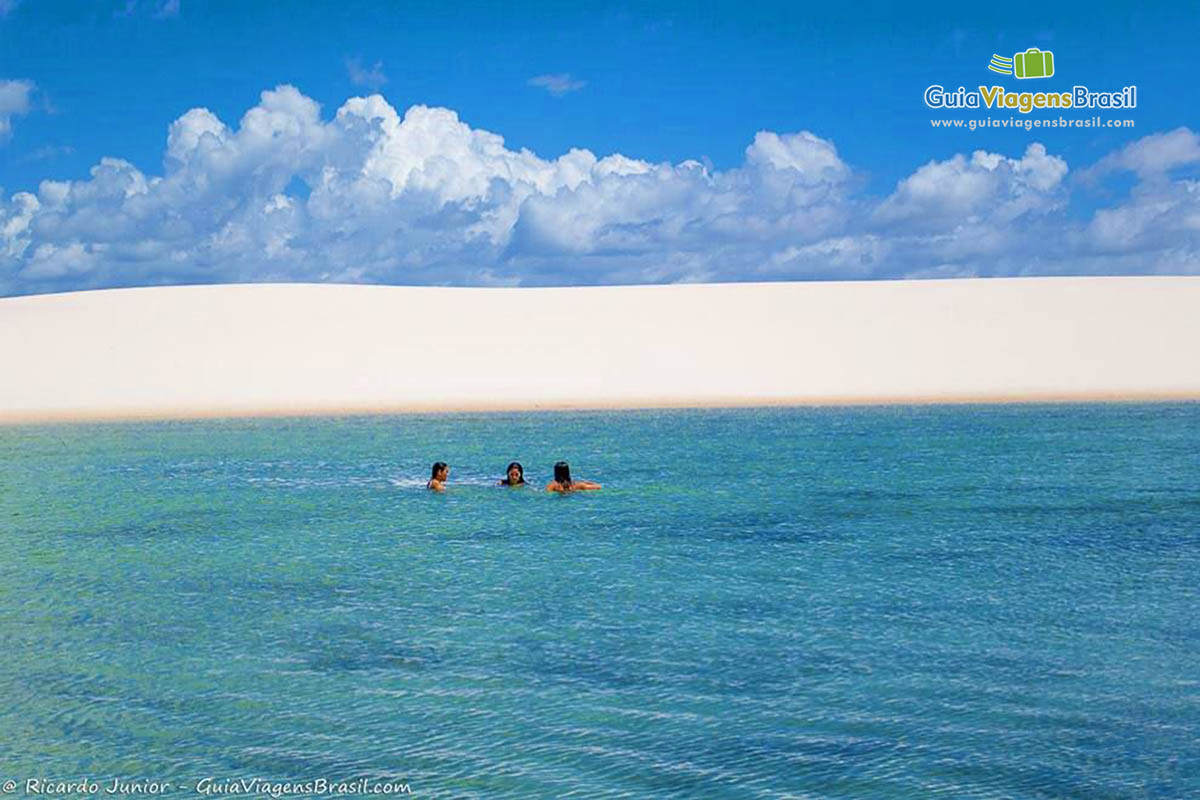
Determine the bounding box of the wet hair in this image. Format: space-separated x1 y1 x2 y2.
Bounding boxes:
553 461 572 486
430 461 447 479
501 461 525 485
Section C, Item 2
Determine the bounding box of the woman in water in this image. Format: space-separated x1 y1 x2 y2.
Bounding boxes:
427 461 449 492
546 461 601 493
499 462 526 486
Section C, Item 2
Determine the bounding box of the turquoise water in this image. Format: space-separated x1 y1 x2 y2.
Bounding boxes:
0 405 1197 799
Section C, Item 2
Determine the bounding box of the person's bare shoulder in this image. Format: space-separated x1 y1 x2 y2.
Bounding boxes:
427 480 445 493
546 482 563 493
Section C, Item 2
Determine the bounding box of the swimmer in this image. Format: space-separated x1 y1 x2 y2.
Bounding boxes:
546 461 601 493
427 461 449 492
499 462 526 486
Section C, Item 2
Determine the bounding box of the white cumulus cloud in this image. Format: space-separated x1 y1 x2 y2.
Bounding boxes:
874 143 1068 229
1082 127 1200 182
0 78 35 141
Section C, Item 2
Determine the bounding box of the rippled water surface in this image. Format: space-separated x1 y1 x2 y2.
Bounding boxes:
1 406 1197 799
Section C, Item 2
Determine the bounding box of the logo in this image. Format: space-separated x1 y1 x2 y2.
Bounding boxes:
923 46 1136 114
988 48 1055 79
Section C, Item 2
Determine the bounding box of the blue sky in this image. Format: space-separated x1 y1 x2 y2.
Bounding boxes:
0 0 1197 294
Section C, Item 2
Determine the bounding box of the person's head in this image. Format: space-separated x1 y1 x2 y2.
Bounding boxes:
553 461 572 485
503 462 525 485
430 461 448 481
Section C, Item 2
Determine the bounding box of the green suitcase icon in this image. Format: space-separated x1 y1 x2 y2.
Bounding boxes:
1014 47 1054 79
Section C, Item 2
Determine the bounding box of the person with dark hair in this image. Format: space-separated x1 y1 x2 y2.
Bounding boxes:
499 462 526 486
546 460 601 493
427 462 449 492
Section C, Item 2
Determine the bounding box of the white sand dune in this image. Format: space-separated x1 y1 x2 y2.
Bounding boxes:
1 277 1198 423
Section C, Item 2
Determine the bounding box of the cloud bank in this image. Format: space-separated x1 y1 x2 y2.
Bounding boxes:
1 85 1198 295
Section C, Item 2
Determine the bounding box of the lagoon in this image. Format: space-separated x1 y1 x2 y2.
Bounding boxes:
0 405 1196 798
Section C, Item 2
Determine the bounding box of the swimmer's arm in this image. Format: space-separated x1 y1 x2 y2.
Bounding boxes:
574 480 602 490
